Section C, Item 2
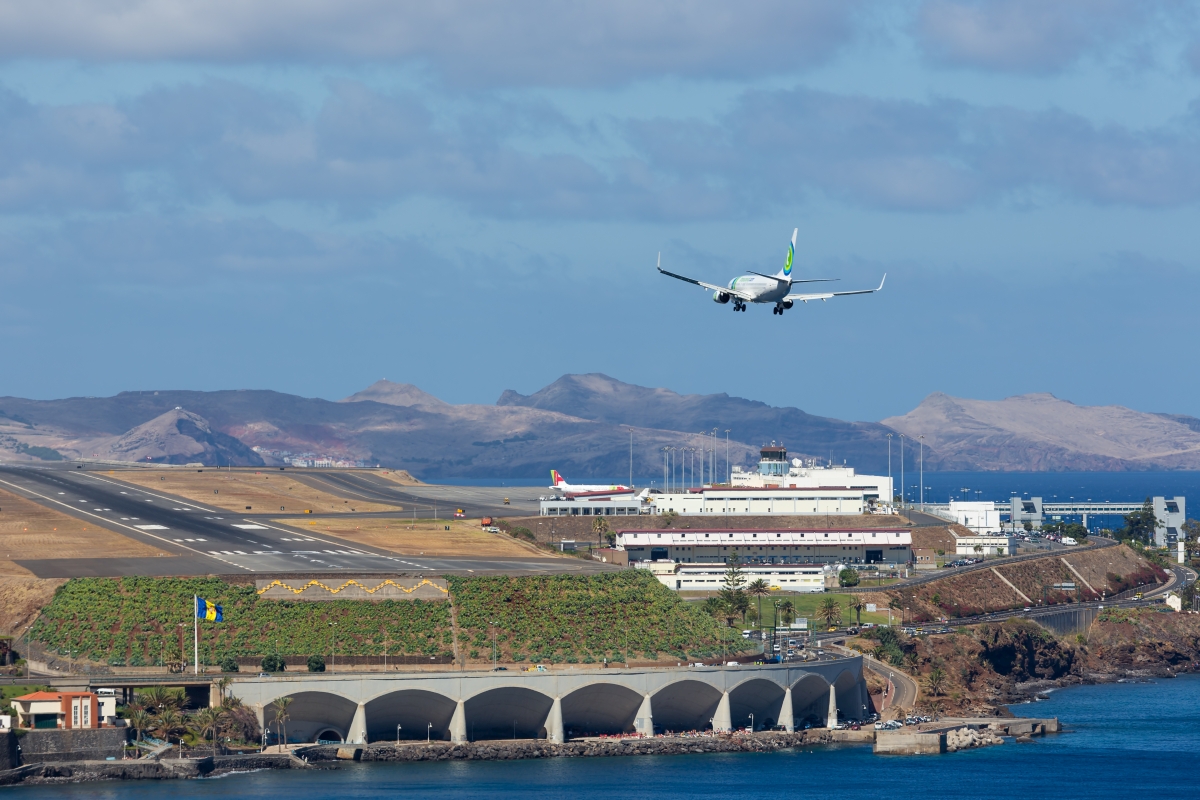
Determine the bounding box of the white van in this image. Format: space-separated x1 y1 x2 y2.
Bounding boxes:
1061 537 1078 546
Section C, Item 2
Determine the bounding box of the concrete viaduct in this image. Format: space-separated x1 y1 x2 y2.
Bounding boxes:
228 656 869 745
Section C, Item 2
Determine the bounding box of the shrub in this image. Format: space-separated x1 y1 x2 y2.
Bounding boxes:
306 655 325 673
838 569 860 587
261 653 286 672
219 656 240 673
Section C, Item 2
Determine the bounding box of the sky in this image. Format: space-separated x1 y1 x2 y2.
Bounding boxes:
2 0 1200 423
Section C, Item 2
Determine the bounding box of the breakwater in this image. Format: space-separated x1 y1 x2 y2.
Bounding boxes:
299 731 834 763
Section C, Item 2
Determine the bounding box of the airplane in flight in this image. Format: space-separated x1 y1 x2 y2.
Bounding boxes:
657 228 885 315
549 470 631 494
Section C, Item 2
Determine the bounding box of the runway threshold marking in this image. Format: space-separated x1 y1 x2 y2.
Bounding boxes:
0 475 252 572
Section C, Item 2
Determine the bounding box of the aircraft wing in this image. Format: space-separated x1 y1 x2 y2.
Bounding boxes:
657 255 754 301
785 274 886 303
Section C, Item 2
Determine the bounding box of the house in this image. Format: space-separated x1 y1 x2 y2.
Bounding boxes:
10 691 117 730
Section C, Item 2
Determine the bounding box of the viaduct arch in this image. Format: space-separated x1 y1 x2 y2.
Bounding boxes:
237 657 868 745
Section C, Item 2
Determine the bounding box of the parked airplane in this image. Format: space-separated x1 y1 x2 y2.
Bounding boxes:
657 228 885 315
549 470 631 493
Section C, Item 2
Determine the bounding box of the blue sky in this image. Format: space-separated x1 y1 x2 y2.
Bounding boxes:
3 0 1199 422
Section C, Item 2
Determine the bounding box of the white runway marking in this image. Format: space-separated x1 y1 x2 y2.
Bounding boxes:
135 524 169 530
233 524 267 530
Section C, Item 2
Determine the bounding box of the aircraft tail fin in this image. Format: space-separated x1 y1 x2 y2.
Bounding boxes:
550 469 564 487
778 228 798 282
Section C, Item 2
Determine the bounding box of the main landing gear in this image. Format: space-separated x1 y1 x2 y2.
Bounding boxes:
772 305 785 315
732 300 747 312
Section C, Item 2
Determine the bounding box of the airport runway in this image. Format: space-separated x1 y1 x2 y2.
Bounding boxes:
0 465 613 579
289 470 546 518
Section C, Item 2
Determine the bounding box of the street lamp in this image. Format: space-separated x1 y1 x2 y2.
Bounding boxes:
918 435 924 510
748 713 754 733
396 725 402 747
489 620 499 671
427 722 433 743
899 434 905 506
329 622 338 674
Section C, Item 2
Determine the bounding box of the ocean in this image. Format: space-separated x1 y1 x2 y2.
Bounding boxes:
19 675 1200 798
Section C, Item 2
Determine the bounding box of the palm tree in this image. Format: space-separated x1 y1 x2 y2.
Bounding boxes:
215 677 233 706
973 544 984 560
167 687 187 710
142 685 172 712
926 667 947 697
191 706 227 757
127 709 153 743
818 596 841 628
153 708 184 742
592 516 610 548
849 596 866 626
777 600 795 626
746 579 770 630
270 696 293 748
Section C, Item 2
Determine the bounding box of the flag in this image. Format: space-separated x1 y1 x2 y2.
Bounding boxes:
196 597 223 622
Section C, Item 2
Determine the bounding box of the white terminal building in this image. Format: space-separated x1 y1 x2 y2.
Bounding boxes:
615 528 913 568
650 486 867 516
730 445 893 506
637 560 832 593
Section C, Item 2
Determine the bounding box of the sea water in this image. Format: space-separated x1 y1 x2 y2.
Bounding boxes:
20 675 1200 798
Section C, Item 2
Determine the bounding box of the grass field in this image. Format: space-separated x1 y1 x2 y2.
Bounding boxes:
0 487 168 577
276 518 546 557
113 470 401 514
685 591 894 629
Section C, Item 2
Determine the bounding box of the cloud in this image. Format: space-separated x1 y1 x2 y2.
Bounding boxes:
5 79 1200 221
0 0 858 87
630 87 1200 211
913 0 1172 73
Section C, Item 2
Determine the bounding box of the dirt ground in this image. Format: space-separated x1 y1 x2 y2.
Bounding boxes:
112 469 402 513
0 575 66 634
272 517 552 557
909 526 960 552
0 487 167 574
375 470 423 486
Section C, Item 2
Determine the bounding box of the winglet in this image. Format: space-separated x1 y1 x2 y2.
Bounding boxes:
656 252 661 272
877 273 887 291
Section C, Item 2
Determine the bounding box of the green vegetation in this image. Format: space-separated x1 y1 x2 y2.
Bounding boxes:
838 568 860 587
14 442 63 461
1120 499 1158 544
31 577 453 666
449 571 736 663
307 654 326 672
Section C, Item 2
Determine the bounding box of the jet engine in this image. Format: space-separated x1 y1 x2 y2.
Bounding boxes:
780 299 793 310
713 291 731 304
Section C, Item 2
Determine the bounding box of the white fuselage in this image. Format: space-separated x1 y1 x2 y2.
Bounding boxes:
729 275 788 303
551 483 630 493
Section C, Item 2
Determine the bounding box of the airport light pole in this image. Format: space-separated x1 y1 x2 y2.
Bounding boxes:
886 433 893 499
918 435 925 511
899 435 905 507
628 428 634 488
725 430 731 484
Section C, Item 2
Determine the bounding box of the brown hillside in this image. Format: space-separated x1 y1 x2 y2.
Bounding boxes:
888 545 1164 621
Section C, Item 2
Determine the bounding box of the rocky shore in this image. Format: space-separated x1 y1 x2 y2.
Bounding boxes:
944 726 1004 753
298 731 834 765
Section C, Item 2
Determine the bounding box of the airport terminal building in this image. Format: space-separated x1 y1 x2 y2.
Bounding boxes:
648 487 866 516
615 528 913 568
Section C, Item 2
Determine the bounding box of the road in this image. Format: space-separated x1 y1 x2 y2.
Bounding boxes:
0 465 616 578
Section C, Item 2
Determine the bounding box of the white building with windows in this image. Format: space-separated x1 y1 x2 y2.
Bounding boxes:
616 527 912 567
649 487 866 516
636 560 832 592
947 501 1002 534
729 445 893 504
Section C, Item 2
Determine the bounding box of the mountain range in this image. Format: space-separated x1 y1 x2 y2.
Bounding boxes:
2 375 1199 476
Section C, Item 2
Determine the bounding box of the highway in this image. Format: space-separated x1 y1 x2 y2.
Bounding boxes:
0 465 615 578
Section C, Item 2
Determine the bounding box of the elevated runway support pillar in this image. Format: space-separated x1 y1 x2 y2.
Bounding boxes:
545 697 564 743
350 702 367 744
779 687 794 733
450 699 467 743
634 694 653 736
826 685 838 729
712 691 732 733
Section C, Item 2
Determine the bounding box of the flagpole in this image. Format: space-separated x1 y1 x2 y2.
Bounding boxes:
194 595 199 676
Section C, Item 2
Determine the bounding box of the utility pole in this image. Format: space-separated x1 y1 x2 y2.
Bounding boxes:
886 433 893 501
899 435 905 508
